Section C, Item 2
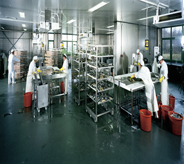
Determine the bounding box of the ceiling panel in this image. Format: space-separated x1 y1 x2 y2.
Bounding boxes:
0 0 183 34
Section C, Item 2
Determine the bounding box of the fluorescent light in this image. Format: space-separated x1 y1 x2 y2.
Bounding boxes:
19 12 25 18
139 0 165 9
67 19 75 24
159 2 169 8
106 32 114 34
88 1 109 12
22 24 26 27
107 25 114 28
141 6 154 10
138 15 155 21
24 29 27 31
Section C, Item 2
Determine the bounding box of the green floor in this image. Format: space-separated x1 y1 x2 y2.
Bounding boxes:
0 72 184 164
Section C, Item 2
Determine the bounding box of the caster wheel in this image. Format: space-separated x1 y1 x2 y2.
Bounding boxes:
45 107 47 110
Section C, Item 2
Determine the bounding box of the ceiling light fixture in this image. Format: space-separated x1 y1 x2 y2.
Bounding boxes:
19 12 25 18
88 1 109 12
22 24 26 27
67 19 75 24
106 31 114 34
107 25 114 28
139 0 165 9
159 2 169 8
138 15 155 21
24 29 27 31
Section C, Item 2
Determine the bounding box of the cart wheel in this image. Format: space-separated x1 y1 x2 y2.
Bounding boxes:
45 107 47 110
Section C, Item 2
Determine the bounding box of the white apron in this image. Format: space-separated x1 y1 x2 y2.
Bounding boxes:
63 69 69 94
161 79 169 105
144 79 159 117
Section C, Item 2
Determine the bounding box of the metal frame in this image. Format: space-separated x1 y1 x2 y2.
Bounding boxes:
72 44 87 105
85 45 115 122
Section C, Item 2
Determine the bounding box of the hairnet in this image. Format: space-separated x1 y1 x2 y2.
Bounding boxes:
158 56 163 61
11 49 15 53
33 56 38 60
63 54 67 58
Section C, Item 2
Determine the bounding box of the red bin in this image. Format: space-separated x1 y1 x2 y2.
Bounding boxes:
161 105 174 124
60 82 65 93
168 111 183 136
169 95 176 110
23 92 33 107
139 109 152 132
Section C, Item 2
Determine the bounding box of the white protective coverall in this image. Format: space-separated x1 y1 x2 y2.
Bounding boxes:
8 53 20 84
26 58 37 94
160 60 169 105
62 58 69 94
2 53 7 75
135 65 159 117
134 49 143 71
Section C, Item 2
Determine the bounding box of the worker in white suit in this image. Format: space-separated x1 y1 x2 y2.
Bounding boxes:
26 56 41 96
60 54 69 94
130 60 159 118
1 51 7 76
8 49 20 84
133 49 143 71
158 56 169 105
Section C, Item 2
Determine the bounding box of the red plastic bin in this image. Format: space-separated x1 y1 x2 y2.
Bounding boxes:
168 111 183 136
169 95 176 109
23 92 33 107
161 105 174 124
139 109 152 132
157 101 162 119
60 82 65 93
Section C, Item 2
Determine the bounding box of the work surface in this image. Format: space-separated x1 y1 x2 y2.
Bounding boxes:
114 72 159 92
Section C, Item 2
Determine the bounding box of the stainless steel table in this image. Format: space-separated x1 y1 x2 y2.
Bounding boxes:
33 72 67 109
114 72 159 125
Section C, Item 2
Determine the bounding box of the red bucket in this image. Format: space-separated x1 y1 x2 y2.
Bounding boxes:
157 101 162 119
169 95 176 109
139 109 152 132
23 92 33 107
60 82 65 93
161 105 174 124
168 111 183 136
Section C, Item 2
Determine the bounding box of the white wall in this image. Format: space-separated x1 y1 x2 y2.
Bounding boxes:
115 23 158 75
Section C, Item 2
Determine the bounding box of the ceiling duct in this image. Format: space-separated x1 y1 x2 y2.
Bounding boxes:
153 0 184 27
153 10 184 27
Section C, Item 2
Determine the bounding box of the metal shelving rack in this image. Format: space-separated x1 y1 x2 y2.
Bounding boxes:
85 45 115 122
72 44 87 105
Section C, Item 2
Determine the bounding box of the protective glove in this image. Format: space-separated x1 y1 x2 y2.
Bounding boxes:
37 69 41 73
60 67 64 71
130 75 134 80
159 76 164 83
32 72 35 75
134 61 137 65
137 63 140 66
